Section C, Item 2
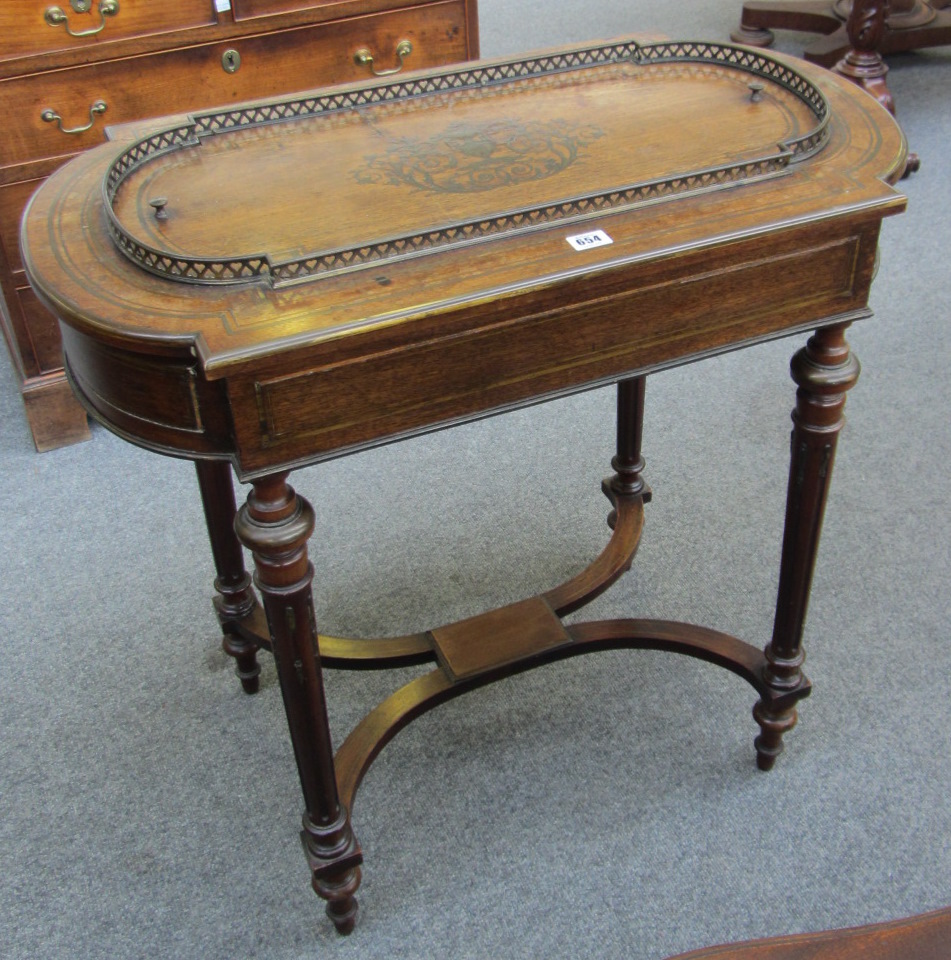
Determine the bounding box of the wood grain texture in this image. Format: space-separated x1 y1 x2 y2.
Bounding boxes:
0 0 479 74
662 906 951 960
0 6 472 168
20 38 905 477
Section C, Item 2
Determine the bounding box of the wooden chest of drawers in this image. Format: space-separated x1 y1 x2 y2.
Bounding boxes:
0 0 478 449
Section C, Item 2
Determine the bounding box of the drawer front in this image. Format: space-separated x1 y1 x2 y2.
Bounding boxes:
0 0 217 63
228 1 447 20
231 0 338 17
0 3 470 168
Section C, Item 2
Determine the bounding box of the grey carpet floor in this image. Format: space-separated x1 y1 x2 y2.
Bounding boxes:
2 2 949 958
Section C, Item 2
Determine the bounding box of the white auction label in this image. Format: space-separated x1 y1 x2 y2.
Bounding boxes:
566 229 613 251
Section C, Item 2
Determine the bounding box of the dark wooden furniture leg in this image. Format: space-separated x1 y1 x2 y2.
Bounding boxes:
610 376 649 505
234 473 362 934
753 324 859 769
195 460 262 694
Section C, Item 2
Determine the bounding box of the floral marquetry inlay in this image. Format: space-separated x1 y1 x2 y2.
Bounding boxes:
353 119 604 194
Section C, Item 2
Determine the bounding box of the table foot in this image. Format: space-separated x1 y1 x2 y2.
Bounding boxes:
321 872 361 935
221 631 262 694
752 700 800 770
730 24 776 46
732 1 845 58
302 811 362 935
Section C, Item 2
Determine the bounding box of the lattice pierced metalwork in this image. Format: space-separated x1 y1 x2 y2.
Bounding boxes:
102 40 831 288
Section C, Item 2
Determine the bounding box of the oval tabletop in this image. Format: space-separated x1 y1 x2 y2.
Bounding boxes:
104 44 825 284
20 37 907 476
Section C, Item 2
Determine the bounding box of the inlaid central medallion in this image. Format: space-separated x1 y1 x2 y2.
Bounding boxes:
354 119 604 194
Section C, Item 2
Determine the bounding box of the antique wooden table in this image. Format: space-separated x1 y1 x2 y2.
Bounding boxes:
21 39 906 934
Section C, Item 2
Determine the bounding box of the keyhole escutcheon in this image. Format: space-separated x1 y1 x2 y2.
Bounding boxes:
222 49 241 74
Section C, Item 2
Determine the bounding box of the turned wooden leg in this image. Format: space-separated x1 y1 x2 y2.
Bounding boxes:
755 324 860 770
195 460 261 694
234 473 362 934
607 376 650 526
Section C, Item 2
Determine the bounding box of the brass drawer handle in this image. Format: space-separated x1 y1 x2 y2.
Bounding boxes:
41 99 107 135
354 39 413 77
44 0 119 38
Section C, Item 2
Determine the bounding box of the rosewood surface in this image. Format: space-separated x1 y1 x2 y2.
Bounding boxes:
21 39 907 935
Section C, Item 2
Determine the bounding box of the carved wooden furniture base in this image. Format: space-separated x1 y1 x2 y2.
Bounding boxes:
732 0 951 67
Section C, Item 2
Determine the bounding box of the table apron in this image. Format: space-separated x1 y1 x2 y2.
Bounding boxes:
55 216 881 474
227 218 880 477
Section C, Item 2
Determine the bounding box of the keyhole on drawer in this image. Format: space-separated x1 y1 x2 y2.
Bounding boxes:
70 0 92 11
222 49 241 74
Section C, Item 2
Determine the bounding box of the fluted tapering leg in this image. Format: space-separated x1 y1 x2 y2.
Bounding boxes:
754 324 860 769
234 472 362 933
195 460 261 694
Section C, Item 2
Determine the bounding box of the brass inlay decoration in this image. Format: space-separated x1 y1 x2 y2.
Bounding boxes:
101 41 831 288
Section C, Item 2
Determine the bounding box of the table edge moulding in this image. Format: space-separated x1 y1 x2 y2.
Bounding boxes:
20 36 907 936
